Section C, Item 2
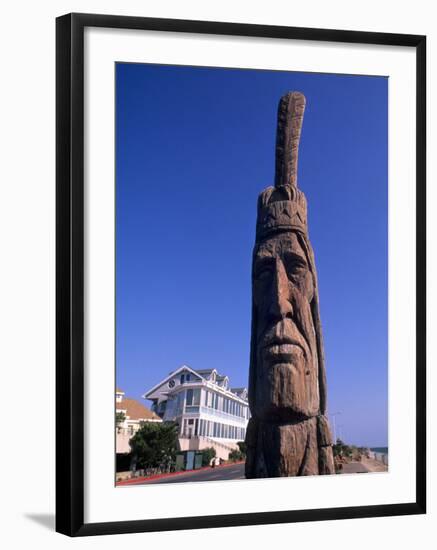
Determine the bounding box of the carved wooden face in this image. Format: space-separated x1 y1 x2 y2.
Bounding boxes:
252 231 320 420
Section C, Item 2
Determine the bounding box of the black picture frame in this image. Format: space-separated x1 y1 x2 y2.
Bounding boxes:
56 12 426 537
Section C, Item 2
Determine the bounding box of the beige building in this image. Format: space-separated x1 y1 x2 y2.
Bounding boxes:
116 388 162 454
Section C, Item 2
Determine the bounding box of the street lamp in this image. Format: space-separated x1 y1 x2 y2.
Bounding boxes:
328 411 342 444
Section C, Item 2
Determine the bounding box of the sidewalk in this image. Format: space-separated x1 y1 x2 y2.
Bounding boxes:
340 457 388 474
361 456 388 472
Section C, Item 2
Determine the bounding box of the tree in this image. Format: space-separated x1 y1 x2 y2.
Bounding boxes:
129 422 179 470
115 411 126 431
201 447 216 466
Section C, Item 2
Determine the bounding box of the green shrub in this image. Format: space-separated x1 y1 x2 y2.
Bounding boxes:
236 441 247 456
201 447 216 466
228 449 244 462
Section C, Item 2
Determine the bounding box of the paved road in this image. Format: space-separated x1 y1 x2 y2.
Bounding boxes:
134 460 370 484
140 463 245 484
340 461 370 474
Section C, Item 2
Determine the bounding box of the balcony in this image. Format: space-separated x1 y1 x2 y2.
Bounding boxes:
198 406 247 424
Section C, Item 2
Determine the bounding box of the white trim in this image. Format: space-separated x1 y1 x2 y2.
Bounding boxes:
142 364 203 398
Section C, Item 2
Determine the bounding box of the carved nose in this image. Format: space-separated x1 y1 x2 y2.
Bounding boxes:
269 259 293 320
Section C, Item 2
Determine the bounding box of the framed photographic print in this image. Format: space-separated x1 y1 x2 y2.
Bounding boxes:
56 12 426 536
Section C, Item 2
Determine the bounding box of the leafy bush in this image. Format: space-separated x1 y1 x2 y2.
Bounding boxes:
236 441 247 456
333 438 355 461
228 449 244 462
201 447 216 466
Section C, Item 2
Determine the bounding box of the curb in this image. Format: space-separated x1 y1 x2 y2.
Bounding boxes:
116 460 245 486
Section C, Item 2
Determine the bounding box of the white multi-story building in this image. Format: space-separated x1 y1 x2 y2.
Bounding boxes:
143 365 250 460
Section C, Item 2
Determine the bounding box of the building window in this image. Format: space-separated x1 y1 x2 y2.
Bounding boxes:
193 389 200 406
181 374 185 384
186 389 193 405
186 388 200 407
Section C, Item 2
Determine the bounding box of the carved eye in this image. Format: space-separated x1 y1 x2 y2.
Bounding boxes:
254 260 273 283
256 268 271 281
285 257 307 278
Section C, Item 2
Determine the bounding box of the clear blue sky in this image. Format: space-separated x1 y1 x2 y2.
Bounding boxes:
116 63 388 448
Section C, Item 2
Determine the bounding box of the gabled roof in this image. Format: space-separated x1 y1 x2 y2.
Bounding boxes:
116 398 161 421
231 387 248 397
193 368 217 375
142 364 203 398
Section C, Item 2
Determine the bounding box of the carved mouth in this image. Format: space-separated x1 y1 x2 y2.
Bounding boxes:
259 320 310 363
262 340 304 362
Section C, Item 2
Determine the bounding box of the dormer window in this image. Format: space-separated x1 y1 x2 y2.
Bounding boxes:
180 374 185 384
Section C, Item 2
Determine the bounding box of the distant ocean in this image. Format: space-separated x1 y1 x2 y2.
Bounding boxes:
371 447 388 454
